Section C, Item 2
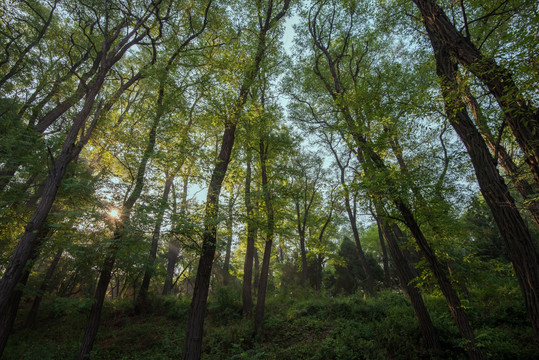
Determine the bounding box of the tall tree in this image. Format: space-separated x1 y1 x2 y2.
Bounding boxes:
183 2 290 358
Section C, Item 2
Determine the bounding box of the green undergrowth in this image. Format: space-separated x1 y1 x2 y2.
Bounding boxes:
4 288 537 359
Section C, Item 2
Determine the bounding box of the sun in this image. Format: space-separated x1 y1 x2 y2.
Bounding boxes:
109 208 120 219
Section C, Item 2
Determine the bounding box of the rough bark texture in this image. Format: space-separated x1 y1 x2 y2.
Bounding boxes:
463 87 539 229
412 0 539 188
426 28 539 345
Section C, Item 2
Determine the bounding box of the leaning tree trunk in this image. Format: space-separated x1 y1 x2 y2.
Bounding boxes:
462 86 539 229
78 90 162 359
412 0 539 188
26 248 64 327
374 208 442 355
163 173 189 295
0 224 52 357
426 28 539 345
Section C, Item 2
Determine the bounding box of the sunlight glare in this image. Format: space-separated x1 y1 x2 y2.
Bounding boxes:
109 208 119 219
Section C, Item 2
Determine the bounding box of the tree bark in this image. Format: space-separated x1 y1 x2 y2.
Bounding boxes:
426 28 539 345
254 137 274 337
25 248 64 327
242 148 256 316
182 2 289 357
136 175 173 311
163 174 189 295
462 86 539 229
374 212 442 355
183 126 236 360
412 0 539 188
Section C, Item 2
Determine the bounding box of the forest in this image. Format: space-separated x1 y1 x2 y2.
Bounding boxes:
0 0 538 359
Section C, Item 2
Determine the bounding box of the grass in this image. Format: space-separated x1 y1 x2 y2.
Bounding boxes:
4 288 537 359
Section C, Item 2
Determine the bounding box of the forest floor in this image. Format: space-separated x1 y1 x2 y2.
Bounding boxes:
4 288 537 359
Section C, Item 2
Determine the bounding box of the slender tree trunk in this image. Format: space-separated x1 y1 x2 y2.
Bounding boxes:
182 2 289 356
253 246 260 297
183 126 237 360
298 225 308 285
222 192 235 286
242 149 256 316
427 29 539 345
374 211 442 355
377 219 390 288
136 175 173 311
163 173 189 295
77 244 117 360
26 248 64 327
78 87 162 358
412 0 539 187
254 138 274 337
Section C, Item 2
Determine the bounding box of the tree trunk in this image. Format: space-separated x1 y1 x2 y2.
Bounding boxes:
77 247 117 360
242 149 256 316
0 270 30 356
375 211 442 355
222 192 235 286
183 125 237 360
377 219 390 288
182 2 289 356
136 175 173 312
412 0 539 188
254 137 274 337
163 173 189 295
78 85 163 358
462 86 539 229
26 248 64 327
0 74 104 319
427 28 539 345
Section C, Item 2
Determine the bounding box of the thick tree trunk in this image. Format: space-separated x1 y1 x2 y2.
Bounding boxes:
412 0 539 187
427 29 539 345
463 87 539 229
26 248 64 327
0 270 30 356
0 76 103 319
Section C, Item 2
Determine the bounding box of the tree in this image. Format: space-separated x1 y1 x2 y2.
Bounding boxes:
183 1 290 358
